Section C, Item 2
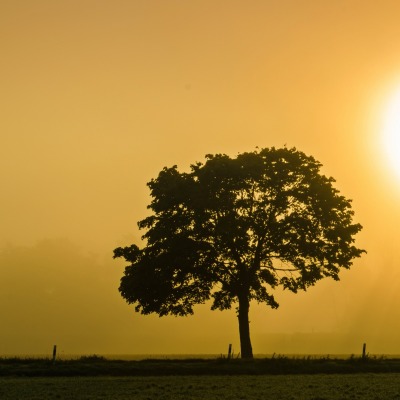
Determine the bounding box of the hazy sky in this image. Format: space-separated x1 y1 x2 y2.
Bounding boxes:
2 0 400 356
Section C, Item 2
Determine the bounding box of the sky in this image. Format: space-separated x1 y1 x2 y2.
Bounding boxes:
2 0 400 356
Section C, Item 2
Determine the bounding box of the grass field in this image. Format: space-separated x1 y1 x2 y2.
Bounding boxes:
2 355 400 376
2 374 400 399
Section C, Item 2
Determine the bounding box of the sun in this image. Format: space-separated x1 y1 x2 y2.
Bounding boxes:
382 90 400 177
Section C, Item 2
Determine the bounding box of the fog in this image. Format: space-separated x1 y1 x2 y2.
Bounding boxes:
1 237 399 356
1 0 400 356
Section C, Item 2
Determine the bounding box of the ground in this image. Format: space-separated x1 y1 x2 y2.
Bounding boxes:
2 374 400 400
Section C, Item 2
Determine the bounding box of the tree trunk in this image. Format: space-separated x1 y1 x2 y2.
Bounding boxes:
237 294 253 359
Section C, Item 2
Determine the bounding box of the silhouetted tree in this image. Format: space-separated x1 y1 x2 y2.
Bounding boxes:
114 147 365 358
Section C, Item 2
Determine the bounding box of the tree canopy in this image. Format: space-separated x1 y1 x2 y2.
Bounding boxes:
114 147 365 358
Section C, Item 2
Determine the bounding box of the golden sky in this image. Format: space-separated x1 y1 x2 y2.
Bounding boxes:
2 0 400 356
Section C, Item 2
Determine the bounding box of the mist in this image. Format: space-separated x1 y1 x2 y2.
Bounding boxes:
2 1 400 356
0 235 398 356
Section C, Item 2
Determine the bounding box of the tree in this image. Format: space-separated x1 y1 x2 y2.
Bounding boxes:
114 147 365 358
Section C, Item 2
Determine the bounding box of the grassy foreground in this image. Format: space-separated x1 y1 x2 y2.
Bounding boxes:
2 374 400 399
2 355 400 377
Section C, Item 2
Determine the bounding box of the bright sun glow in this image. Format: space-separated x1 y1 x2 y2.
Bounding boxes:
383 90 400 177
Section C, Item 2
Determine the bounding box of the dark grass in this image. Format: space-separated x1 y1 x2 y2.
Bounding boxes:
3 375 400 400
2 355 400 377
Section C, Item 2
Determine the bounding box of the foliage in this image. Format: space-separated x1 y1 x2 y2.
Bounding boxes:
1 355 400 377
78 354 107 362
114 147 365 357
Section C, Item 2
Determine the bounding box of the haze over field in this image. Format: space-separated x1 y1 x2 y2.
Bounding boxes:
2 0 400 356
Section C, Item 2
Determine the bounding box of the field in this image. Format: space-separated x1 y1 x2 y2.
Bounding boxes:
2 374 400 399
2 355 400 376
3 357 400 399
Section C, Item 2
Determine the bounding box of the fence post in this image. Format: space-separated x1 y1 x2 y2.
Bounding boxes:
362 343 366 359
52 345 57 364
227 344 232 360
